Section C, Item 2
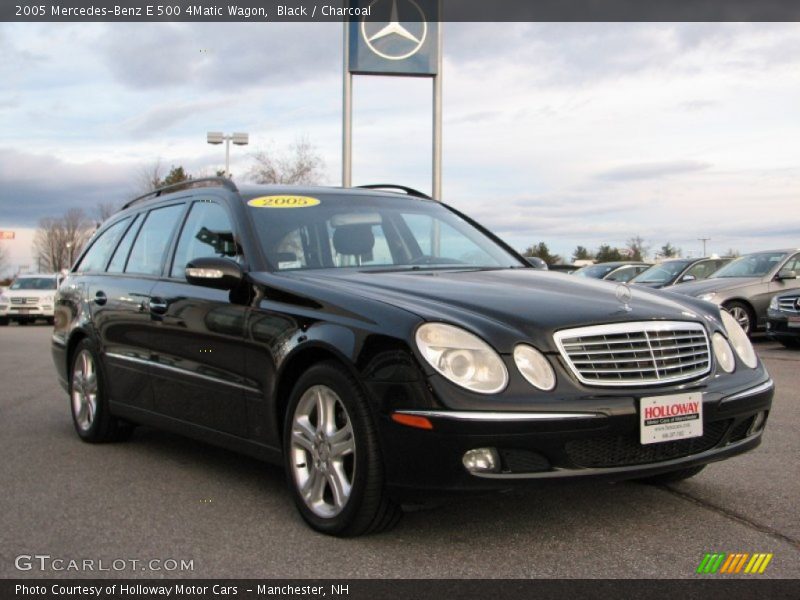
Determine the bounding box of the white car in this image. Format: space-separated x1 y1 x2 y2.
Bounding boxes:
0 274 59 325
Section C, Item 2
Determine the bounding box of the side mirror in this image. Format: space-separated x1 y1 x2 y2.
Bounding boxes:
777 269 798 281
681 274 696 282
526 257 548 270
185 257 243 290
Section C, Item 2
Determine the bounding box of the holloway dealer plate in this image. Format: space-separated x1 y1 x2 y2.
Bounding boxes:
640 393 703 445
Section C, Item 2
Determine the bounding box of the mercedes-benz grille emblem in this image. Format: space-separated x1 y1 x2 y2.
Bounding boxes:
361 0 427 61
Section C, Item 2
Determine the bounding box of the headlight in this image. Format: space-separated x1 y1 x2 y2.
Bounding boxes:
43 295 54 303
720 310 758 368
769 296 778 310
712 332 735 373
415 323 508 394
699 292 717 302
514 345 556 391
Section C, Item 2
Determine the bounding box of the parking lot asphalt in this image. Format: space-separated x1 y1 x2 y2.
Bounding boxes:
0 325 798 579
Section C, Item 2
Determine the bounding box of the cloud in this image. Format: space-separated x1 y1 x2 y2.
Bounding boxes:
595 160 711 182
120 98 235 137
0 149 137 226
96 23 339 91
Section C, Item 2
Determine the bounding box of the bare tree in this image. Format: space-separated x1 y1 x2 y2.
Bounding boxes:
248 137 325 185
136 158 164 194
33 208 94 272
626 235 650 262
95 202 119 225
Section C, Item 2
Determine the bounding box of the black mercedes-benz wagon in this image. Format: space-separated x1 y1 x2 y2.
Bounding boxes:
52 179 773 536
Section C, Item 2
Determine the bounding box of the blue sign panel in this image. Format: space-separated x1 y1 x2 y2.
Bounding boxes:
348 0 439 77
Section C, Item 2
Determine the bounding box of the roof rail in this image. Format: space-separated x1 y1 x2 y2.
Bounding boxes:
122 177 239 210
356 184 431 199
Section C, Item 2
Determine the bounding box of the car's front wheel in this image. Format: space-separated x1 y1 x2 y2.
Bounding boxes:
724 301 754 335
70 338 133 443
283 361 401 536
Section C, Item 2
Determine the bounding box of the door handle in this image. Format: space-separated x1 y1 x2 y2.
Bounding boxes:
94 291 107 306
149 298 169 315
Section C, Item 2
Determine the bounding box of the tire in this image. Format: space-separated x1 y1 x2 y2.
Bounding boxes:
283 360 401 536
69 338 134 443
0 317 8 326
47 317 55 326
723 301 755 335
778 338 800 349
637 464 706 485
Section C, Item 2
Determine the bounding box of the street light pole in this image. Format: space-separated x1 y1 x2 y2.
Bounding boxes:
698 238 710 256
207 132 249 177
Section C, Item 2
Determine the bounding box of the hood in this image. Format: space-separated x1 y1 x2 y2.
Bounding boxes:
3 289 54 298
282 268 714 352
668 277 758 297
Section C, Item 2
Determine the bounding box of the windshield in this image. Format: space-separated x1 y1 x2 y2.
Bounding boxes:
10 277 57 290
633 260 691 284
712 252 787 278
574 264 616 278
246 193 524 271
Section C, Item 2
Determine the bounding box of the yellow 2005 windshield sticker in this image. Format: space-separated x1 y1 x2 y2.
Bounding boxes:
248 195 320 208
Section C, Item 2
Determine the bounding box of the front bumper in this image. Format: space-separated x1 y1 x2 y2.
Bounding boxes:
380 378 773 498
766 314 800 341
0 304 54 319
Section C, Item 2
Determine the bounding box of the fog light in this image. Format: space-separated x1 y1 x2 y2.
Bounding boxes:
463 448 500 473
748 411 767 436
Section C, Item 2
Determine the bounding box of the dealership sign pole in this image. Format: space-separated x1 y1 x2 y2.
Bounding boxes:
343 0 442 199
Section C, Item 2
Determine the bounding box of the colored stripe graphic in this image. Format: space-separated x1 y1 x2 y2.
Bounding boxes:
698 552 773 575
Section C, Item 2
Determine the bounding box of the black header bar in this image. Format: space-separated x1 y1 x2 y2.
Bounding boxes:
4 0 800 22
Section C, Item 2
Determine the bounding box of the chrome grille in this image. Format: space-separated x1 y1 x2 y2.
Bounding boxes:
554 321 711 387
777 296 800 313
10 297 38 305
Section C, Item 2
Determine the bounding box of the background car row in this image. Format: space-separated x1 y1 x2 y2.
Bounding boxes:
572 249 800 338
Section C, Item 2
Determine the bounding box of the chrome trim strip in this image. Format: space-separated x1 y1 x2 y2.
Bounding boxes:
105 352 260 394
553 321 711 388
723 379 774 403
395 410 604 421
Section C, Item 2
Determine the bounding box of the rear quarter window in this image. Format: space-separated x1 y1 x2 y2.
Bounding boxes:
125 204 186 276
75 218 130 273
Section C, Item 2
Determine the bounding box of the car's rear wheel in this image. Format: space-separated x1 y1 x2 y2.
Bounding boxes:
724 301 754 335
70 338 133 443
283 361 401 536
636 464 706 484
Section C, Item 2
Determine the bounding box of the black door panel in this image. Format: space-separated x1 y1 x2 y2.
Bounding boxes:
147 281 250 437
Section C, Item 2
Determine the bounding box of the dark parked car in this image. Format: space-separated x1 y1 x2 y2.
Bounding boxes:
52 179 773 536
672 249 800 335
631 257 731 289
767 292 800 348
573 261 651 283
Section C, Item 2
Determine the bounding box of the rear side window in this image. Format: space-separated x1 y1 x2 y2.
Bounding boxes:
170 201 238 278
125 204 185 276
107 214 141 273
75 218 130 273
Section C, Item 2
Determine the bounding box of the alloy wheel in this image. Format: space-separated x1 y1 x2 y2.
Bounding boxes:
289 385 356 518
727 305 751 333
71 349 98 431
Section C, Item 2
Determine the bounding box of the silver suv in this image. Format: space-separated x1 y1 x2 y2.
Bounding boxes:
0 274 59 325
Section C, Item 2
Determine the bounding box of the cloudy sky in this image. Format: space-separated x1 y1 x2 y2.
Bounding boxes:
1 21 799 273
